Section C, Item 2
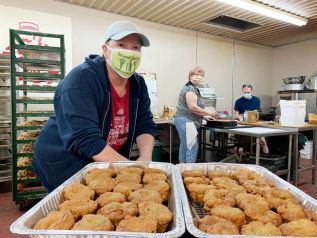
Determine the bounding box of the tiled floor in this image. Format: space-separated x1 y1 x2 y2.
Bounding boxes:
1 161 317 238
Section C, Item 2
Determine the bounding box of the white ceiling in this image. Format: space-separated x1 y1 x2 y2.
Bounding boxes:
56 0 317 47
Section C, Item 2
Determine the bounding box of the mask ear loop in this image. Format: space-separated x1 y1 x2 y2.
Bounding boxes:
104 44 113 65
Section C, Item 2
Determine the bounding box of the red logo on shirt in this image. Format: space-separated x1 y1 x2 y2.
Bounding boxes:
106 81 130 151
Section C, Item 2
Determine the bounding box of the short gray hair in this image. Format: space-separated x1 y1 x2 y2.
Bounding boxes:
188 66 205 80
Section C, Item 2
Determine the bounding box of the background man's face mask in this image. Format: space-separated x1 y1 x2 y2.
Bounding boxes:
243 92 252 99
191 75 204 86
106 45 141 78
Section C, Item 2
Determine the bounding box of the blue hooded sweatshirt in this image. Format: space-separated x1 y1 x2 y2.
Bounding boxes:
32 55 156 191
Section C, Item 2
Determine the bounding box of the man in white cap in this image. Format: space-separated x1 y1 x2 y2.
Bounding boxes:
32 21 156 192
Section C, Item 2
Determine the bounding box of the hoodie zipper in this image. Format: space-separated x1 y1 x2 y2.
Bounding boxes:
128 98 139 159
101 91 111 135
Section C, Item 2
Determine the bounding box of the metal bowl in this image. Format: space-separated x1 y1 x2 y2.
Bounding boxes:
282 76 306 85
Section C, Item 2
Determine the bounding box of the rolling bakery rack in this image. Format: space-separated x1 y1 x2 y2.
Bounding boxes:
10 29 65 208
0 54 12 182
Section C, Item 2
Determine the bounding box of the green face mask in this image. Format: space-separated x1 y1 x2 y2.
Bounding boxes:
106 45 141 78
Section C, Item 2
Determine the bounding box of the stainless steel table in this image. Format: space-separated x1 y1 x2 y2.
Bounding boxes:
154 118 174 163
238 121 317 186
201 126 296 182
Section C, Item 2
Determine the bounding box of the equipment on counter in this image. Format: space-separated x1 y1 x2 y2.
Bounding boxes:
198 84 217 110
282 76 306 90
205 119 237 128
305 70 317 90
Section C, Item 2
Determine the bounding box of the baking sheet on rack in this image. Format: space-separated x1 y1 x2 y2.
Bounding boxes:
11 161 185 238
175 163 317 238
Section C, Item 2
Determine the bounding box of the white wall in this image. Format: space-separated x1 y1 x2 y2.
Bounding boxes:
0 0 274 115
273 38 317 105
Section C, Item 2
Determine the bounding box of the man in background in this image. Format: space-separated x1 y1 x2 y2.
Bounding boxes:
234 83 269 154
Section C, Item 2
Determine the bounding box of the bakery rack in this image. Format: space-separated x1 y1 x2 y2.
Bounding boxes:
10 29 65 208
0 54 12 182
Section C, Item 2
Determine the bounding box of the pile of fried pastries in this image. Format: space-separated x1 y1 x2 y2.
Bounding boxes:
33 166 173 233
182 168 317 237
17 131 40 140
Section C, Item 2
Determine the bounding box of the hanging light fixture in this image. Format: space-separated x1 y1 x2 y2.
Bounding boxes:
215 0 308 26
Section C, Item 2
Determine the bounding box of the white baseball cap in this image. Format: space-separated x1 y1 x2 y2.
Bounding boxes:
104 21 150 47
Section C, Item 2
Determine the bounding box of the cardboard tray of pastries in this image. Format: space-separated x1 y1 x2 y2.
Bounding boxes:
11 161 185 238
175 163 317 238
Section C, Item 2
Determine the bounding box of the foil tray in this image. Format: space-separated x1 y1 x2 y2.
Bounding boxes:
11 161 185 238
175 163 317 238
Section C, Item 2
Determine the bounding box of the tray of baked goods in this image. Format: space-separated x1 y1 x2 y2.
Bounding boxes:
175 163 317 237
10 161 185 238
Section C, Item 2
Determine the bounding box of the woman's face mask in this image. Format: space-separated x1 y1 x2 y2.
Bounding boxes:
191 75 204 86
106 45 141 78
243 92 252 99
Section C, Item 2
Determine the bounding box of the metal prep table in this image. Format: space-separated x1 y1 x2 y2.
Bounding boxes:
201 125 296 182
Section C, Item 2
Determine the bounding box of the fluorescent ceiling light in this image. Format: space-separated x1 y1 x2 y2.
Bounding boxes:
215 0 308 26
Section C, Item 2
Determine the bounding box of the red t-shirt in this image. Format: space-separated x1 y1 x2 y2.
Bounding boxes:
106 81 130 151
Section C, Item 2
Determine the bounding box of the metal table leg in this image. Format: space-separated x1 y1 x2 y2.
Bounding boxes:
202 128 206 162
287 135 293 182
312 129 316 184
293 132 299 186
255 137 260 165
169 123 173 164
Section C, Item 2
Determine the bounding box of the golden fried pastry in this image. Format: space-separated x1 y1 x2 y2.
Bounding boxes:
142 173 167 184
144 180 170 202
203 189 235 210
97 202 138 227
84 168 116 185
17 157 32 167
279 219 317 237
205 223 239 235
240 179 273 195
263 188 298 209
19 143 33 153
182 169 205 178
116 173 141 184
209 205 245 228
88 178 117 195
232 168 272 186
138 201 173 232
277 202 306 221
143 167 165 174
71 214 113 231
116 215 158 232
305 209 317 223
241 221 282 236
113 182 143 197
63 183 95 201
118 166 144 176
255 210 283 227
17 169 37 180
198 215 239 235
183 176 210 189
33 210 75 230
58 199 98 220
96 192 126 207
17 131 40 140
207 170 231 180
212 177 246 195
187 183 215 205
128 188 163 204
235 193 270 220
